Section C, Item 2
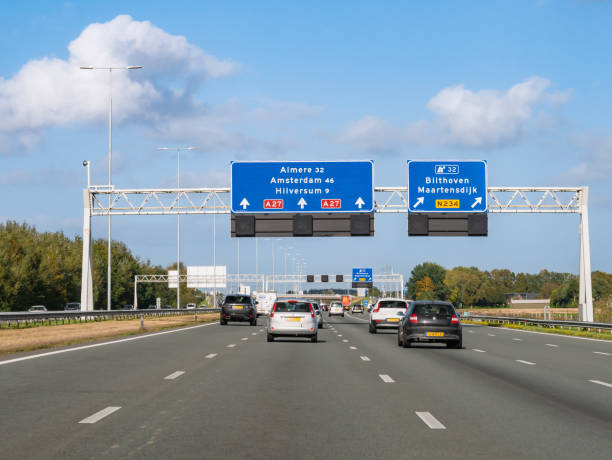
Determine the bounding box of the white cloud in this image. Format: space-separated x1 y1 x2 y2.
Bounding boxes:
338 77 569 152
427 76 558 147
0 15 238 151
563 133 612 182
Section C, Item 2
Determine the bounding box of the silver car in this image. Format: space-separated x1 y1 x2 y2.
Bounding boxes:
310 301 324 329
267 300 318 343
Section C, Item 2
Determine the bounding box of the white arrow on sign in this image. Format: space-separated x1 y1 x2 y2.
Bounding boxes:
297 197 307 209
240 198 250 210
471 197 482 209
413 197 424 208
355 197 365 209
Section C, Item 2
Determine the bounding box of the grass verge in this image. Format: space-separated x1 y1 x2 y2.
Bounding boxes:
463 320 612 341
0 313 219 356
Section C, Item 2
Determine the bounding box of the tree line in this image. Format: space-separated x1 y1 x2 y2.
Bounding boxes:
405 262 612 308
0 221 201 311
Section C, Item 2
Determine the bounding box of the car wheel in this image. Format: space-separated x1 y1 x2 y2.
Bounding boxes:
311 333 318 343
397 332 403 347
267 334 274 342
447 339 462 349
369 322 376 334
220 318 227 325
341 314 345 317
402 338 411 348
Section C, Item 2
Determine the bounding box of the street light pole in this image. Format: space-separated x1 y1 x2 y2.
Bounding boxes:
157 146 197 309
80 65 142 310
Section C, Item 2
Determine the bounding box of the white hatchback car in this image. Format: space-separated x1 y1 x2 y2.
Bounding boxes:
267 300 318 343
369 298 410 333
328 301 344 317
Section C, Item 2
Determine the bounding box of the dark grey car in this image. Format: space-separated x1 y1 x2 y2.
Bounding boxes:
397 300 462 349
221 294 257 326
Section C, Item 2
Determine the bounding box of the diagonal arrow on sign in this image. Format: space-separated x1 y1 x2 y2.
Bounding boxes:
297 197 307 209
413 197 424 208
471 197 482 209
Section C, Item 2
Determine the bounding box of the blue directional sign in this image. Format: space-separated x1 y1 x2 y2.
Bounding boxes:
231 161 374 213
352 268 373 283
407 160 487 213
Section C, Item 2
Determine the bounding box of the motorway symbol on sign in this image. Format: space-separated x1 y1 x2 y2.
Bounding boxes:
231 161 374 213
352 268 373 283
407 160 487 213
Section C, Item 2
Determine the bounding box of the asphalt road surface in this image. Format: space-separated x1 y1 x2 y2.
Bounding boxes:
1 313 611 459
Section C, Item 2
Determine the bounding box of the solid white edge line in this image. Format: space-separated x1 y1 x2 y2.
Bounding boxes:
0 322 219 367
416 411 446 430
472 349 486 353
483 325 612 344
588 379 612 388
360 356 370 361
379 374 395 383
79 406 121 424
516 360 536 366
205 353 217 359
164 371 185 380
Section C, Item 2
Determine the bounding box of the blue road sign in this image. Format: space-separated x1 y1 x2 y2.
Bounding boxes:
363 299 369 307
407 160 487 213
352 268 373 283
231 161 374 213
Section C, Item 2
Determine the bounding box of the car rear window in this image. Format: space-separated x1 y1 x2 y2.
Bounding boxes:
274 302 311 313
378 301 408 309
331 302 342 307
224 295 252 304
413 304 454 316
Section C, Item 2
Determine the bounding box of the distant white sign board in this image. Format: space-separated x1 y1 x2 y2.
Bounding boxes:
187 266 227 289
168 270 178 289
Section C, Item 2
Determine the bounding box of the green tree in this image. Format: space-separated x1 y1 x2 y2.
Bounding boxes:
406 262 448 300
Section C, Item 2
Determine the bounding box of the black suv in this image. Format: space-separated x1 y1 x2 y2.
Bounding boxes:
221 294 257 326
397 300 462 349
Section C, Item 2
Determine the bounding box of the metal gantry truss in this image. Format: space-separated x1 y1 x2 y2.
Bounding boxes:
132 273 403 309
81 185 592 321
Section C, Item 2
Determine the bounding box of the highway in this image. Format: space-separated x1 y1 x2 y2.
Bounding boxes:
1 314 612 459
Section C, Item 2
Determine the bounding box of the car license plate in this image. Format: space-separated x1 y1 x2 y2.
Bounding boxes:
387 318 399 322
233 306 243 309
286 317 301 322
426 332 444 337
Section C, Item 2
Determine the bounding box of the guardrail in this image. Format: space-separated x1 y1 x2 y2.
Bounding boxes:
0 308 221 328
464 314 612 333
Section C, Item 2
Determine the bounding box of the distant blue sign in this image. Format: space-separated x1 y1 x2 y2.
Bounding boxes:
407 160 487 213
352 268 373 283
363 299 369 307
231 161 374 214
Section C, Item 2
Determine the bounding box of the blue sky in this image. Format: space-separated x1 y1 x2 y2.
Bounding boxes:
1 0 611 279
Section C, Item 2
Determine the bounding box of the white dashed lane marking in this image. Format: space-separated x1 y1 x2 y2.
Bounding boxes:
516 360 535 366
512 338 523 342
467 330 474 334
252 332 257 335
487 333 496 337
472 349 486 353
350 346 357 350
342 339 348 343
241 338 248 341
589 379 612 388
205 353 217 359
79 406 121 424
416 412 446 430
227 344 236 348
546 344 559 348
164 371 185 380
593 351 611 356
379 374 395 383
360 356 371 361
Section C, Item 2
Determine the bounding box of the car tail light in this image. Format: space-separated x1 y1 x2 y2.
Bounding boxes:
309 304 315 318
373 304 380 313
451 315 459 324
270 303 277 318
409 314 418 324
